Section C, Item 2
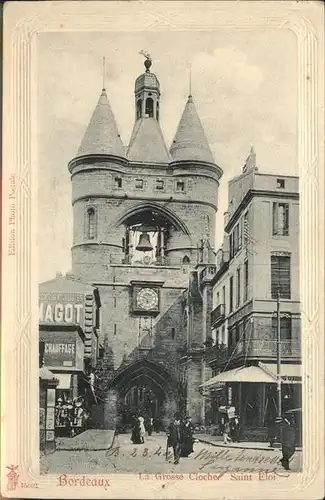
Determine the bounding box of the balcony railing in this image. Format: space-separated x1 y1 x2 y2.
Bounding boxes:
205 338 301 365
211 304 225 326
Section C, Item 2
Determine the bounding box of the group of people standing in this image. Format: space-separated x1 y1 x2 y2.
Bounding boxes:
131 415 154 444
167 413 195 464
131 412 195 465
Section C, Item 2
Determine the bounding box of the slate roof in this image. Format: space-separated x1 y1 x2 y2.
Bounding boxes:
76 89 125 158
127 117 171 164
170 95 215 164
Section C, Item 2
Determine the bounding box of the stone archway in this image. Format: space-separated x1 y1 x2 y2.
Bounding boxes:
104 359 181 431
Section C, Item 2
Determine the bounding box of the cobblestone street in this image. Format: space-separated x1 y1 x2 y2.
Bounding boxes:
41 433 302 476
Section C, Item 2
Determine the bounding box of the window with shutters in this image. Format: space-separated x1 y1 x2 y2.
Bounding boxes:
272 314 292 340
234 225 239 253
229 233 234 258
271 255 291 299
243 211 249 244
244 260 249 301
236 267 241 307
273 202 289 235
87 208 96 239
235 323 240 344
229 276 234 312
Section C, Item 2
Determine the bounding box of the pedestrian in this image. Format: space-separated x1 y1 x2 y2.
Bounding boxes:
167 412 182 464
219 416 225 436
180 415 195 457
230 415 240 443
138 415 146 443
131 414 141 444
146 417 153 436
279 415 296 471
266 412 277 447
223 418 232 444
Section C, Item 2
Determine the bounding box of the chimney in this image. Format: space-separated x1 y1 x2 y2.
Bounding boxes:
242 145 257 173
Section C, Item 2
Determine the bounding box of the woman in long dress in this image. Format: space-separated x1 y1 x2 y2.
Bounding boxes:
138 416 146 443
131 415 141 444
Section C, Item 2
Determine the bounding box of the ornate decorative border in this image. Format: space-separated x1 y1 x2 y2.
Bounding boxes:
2 2 324 498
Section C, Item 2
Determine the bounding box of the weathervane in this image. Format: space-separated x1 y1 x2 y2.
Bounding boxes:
139 50 152 72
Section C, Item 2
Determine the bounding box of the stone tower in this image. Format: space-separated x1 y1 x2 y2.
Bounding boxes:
68 57 223 426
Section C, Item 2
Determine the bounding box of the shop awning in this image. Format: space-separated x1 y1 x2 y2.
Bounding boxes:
200 366 276 387
55 373 72 389
260 362 301 384
201 362 302 389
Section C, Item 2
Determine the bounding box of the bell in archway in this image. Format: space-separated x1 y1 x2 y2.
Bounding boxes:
136 232 153 252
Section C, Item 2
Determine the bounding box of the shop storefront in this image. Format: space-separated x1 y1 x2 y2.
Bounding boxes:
40 324 90 436
201 362 302 440
39 274 101 438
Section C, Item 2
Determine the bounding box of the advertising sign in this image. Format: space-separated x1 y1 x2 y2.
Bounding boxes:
44 341 76 367
39 292 85 326
40 331 84 370
46 407 55 430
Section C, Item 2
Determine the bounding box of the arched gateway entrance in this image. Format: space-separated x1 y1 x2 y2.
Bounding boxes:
103 359 182 431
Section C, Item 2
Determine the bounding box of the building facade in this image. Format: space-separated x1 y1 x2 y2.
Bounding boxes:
64 57 223 427
204 149 301 430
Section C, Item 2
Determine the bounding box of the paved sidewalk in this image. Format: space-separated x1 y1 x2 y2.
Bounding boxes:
196 433 302 452
56 429 116 451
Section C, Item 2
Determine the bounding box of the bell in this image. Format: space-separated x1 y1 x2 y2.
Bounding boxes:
136 232 153 252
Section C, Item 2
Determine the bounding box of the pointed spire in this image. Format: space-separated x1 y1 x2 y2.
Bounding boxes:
127 117 170 164
170 95 215 164
77 89 125 158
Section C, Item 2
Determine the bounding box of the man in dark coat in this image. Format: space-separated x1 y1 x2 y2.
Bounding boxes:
230 416 241 443
167 412 182 464
180 415 195 457
266 412 277 447
278 415 296 470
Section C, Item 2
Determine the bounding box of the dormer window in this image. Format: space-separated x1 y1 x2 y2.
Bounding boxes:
176 180 185 192
115 177 122 189
156 180 164 190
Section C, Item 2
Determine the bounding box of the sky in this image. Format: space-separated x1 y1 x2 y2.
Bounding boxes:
38 29 298 282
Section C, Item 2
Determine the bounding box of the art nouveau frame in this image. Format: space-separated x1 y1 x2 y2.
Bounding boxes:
2 1 324 498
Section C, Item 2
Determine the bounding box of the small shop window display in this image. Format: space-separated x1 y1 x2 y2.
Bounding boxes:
55 395 89 437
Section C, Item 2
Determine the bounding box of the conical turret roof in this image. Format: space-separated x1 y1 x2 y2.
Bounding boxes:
127 117 171 164
170 96 215 164
77 89 125 158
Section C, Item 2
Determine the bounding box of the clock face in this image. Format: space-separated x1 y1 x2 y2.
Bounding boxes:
136 288 159 310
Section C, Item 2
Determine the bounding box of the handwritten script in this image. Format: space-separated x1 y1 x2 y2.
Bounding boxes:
105 446 290 476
